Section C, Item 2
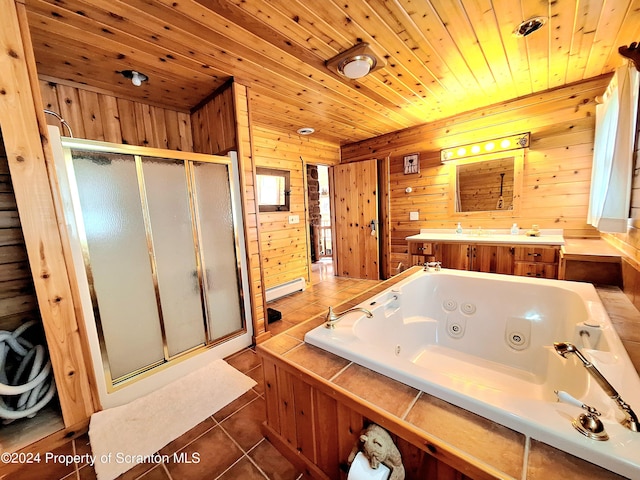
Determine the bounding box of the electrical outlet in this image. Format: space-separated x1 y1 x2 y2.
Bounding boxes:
288 215 300 224
409 211 419 221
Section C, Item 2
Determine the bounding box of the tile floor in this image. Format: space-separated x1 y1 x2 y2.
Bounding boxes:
4 260 380 480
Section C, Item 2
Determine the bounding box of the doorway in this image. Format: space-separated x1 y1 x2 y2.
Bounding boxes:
330 158 391 280
308 165 333 268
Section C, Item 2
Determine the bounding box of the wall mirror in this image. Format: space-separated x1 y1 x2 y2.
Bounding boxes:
256 167 290 212
448 150 524 215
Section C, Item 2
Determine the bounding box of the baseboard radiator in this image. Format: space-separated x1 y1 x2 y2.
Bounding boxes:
265 277 306 302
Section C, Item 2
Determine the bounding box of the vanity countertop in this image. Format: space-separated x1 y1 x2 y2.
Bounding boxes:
406 228 565 246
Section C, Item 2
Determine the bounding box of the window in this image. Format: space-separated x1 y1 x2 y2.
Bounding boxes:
256 167 290 212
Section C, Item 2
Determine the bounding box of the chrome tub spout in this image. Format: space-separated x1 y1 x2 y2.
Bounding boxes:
325 307 373 329
554 341 640 432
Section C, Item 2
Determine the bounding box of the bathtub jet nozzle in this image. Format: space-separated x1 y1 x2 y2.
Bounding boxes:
553 341 639 432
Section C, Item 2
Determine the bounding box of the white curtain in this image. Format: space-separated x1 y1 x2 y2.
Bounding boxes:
587 63 639 232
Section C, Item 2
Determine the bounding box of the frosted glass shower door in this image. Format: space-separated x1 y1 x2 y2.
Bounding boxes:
192 162 244 340
70 150 165 381
62 142 250 390
141 157 206 357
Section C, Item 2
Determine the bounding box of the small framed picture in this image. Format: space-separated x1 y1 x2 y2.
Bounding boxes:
403 153 419 174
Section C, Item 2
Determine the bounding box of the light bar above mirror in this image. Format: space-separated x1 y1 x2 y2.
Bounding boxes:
441 133 530 162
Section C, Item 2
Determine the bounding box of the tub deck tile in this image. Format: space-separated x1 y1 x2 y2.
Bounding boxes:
332 363 420 418
406 393 525 479
527 439 627 480
284 314 326 341
283 343 351 380
261 334 302 356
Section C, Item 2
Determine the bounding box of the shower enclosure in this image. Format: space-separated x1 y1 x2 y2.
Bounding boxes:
49 128 252 407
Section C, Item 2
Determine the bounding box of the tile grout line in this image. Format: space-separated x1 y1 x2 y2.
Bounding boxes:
242 439 273 480
401 391 422 421
215 421 269 480
329 361 353 382
215 395 261 424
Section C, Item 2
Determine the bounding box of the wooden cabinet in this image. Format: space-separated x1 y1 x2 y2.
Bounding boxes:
408 241 437 266
439 243 471 270
513 246 559 279
472 244 515 274
409 241 514 274
407 241 559 278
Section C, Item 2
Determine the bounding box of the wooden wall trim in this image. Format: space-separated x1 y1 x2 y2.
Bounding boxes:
233 82 269 342
0 0 96 425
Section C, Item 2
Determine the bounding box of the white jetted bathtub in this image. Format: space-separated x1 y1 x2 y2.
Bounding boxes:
304 268 640 478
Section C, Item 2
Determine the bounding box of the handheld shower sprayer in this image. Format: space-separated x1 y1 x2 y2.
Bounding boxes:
553 342 639 432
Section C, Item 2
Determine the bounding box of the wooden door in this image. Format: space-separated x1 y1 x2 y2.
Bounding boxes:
332 160 379 279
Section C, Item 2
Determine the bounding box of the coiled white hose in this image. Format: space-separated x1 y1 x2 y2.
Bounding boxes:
0 321 56 421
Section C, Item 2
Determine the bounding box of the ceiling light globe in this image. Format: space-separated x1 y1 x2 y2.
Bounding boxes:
341 56 374 79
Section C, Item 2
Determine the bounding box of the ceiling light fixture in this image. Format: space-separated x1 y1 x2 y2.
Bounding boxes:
514 17 547 37
120 69 148 87
326 43 386 80
297 127 315 135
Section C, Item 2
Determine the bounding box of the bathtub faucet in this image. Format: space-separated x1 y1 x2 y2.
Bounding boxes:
423 261 441 272
325 307 373 329
554 342 640 432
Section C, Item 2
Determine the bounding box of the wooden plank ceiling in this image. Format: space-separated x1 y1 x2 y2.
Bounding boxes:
25 0 640 146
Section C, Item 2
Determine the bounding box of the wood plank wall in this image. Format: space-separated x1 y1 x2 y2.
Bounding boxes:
191 80 237 155
0 134 40 333
341 77 610 272
250 121 340 290
39 80 193 150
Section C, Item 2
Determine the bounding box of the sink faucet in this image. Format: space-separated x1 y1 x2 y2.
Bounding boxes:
325 306 373 329
554 342 640 432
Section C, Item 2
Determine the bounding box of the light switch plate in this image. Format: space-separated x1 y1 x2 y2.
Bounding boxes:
409 211 419 221
288 215 300 224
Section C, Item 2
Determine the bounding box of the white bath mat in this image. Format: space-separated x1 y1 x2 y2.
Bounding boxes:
88 358 256 480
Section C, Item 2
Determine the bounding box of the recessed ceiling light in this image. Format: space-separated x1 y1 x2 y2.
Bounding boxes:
514 17 547 37
297 127 315 135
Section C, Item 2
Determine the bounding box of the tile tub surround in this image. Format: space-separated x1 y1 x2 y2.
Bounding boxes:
257 267 633 480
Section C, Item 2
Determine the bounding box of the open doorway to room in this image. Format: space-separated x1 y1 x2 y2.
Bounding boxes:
307 164 333 276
